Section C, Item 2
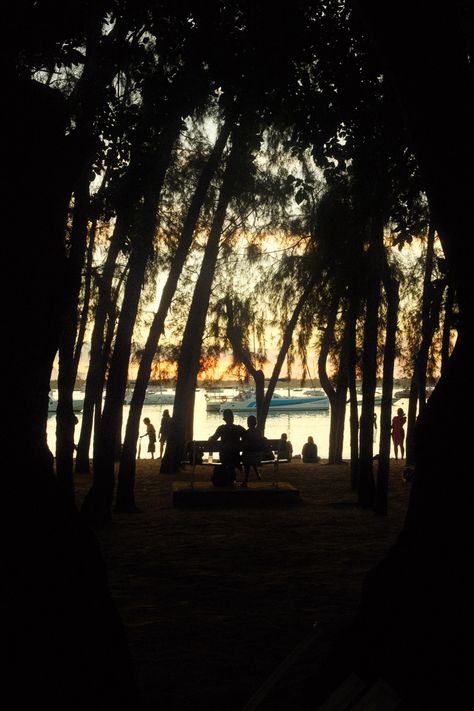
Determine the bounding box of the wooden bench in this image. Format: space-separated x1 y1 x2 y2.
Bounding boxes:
172 438 298 506
185 438 291 482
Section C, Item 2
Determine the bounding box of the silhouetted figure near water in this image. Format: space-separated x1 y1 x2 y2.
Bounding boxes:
277 432 293 461
159 409 172 459
241 415 264 486
141 417 156 459
302 436 320 463
391 407 406 459
209 408 245 485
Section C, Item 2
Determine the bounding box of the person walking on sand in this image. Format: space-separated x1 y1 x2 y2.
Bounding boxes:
141 417 157 459
391 407 407 459
158 409 172 459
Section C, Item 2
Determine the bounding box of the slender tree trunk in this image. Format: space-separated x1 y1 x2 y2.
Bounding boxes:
75 64 186 473
55 22 131 480
261 277 317 429
93 262 129 445
224 278 315 435
330 307 351 463
406 279 444 467
358 228 382 508
348 329 360 490
75 217 126 472
161 133 244 474
224 296 266 425
317 296 339 460
56 178 90 500
82 120 181 524
417 281 444 410
405 375 418 465
115 121 232 511
406 225 435 464
375 268 399 515
440 282 455 375
72 217 96 377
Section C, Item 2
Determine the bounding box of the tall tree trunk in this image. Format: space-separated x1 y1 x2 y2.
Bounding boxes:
9 78 75 475
160 132 245 474
440 282 455 375
82 120 181 524
56 177 90 500
53 19 130 493
224 296 266 424
72 217 96 377
348 317 360 489
75 62 186 474
375 267 399 515
75 217 126 472
93 262 129 447
9 73 141 706
261 277 317 429
358 228 382 508
317 296 340 460
405 226 444 465
330 303 352 463
404 374 418 466
115 121 232 512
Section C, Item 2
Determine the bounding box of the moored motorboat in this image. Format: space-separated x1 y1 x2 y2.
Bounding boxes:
123 387 175 405
354 388 384 405
393 388 410 400
219 391 329 413
204 393 229 412
143 388 175 404
48 391 85 413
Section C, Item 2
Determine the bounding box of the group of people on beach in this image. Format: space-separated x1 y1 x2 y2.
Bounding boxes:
206 409 321 486
140 407 320 486
140 409 171 460
139 404 407 471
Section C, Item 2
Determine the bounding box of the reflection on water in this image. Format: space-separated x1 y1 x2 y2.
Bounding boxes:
47 390 408 460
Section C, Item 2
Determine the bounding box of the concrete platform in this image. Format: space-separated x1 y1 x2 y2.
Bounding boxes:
172 481 301 508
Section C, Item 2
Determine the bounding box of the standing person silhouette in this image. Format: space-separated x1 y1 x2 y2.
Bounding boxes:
141 417 157 459
158 409 172 459
209 408 246 485
391 407 407 459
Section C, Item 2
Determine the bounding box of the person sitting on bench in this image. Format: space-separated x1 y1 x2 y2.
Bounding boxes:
277 432 293 462
241 415 265 487
208 409 246 486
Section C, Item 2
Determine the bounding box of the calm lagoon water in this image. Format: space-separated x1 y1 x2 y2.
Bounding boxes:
47 389 409 460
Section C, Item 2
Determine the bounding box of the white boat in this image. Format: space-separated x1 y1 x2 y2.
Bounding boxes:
204 389 239 412
48 391 85 413
354 388 384 405
143 388 175 405
219 391 329 413
123 387 175 405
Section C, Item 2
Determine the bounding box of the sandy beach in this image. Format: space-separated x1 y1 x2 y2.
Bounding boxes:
74 458 411 710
